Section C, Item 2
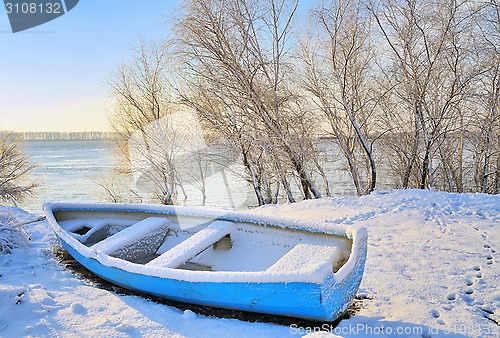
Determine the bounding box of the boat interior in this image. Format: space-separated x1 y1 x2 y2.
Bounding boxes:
55 210 352 274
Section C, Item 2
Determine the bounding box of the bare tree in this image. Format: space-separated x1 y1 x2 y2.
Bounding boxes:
300 0 378 196
180 82 289 205
105 0 498 201
369 0 478 191
108 40 185 205
93 169 129 203
0 134 37 204
470 0 500 193
175 0 322 205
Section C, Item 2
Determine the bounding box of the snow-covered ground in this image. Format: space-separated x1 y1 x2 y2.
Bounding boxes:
0 190 498 337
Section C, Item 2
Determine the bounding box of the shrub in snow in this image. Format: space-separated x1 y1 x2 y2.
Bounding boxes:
0 134 37 203
0 211 28 254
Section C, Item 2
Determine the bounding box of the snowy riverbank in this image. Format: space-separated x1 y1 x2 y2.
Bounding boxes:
0 190 498 337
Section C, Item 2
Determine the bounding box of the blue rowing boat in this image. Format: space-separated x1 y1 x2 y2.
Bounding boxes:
44 202 367 321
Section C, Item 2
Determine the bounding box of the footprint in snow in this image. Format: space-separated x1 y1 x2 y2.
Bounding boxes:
431 309 440 318
71 303 87 316
465 278 474 286
115 323 137 333
446 293 457 301
40 296 57 308
431 309 446 325
472 266 484 279
484 243 496 256
486 255 493 265
442 304 454 311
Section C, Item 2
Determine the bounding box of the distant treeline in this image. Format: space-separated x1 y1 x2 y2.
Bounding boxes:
0 131 118 141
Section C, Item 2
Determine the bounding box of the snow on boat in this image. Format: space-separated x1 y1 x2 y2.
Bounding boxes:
44 202 367 321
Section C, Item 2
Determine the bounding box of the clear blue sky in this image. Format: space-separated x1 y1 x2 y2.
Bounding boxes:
0 1 315 132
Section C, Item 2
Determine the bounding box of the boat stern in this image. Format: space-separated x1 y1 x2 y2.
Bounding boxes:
320 226 368 321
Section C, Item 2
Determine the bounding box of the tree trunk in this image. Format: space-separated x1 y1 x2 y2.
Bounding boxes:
403 114 420 189
242 150 265 206
291 158 321 199
420 140 432 189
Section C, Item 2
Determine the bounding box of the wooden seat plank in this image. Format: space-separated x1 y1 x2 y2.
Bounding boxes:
91 217 170 254
146 221 232 268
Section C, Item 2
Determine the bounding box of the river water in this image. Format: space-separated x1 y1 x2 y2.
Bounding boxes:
20 139 358 214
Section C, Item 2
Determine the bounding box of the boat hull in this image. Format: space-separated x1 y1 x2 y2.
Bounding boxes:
46 203 367 321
